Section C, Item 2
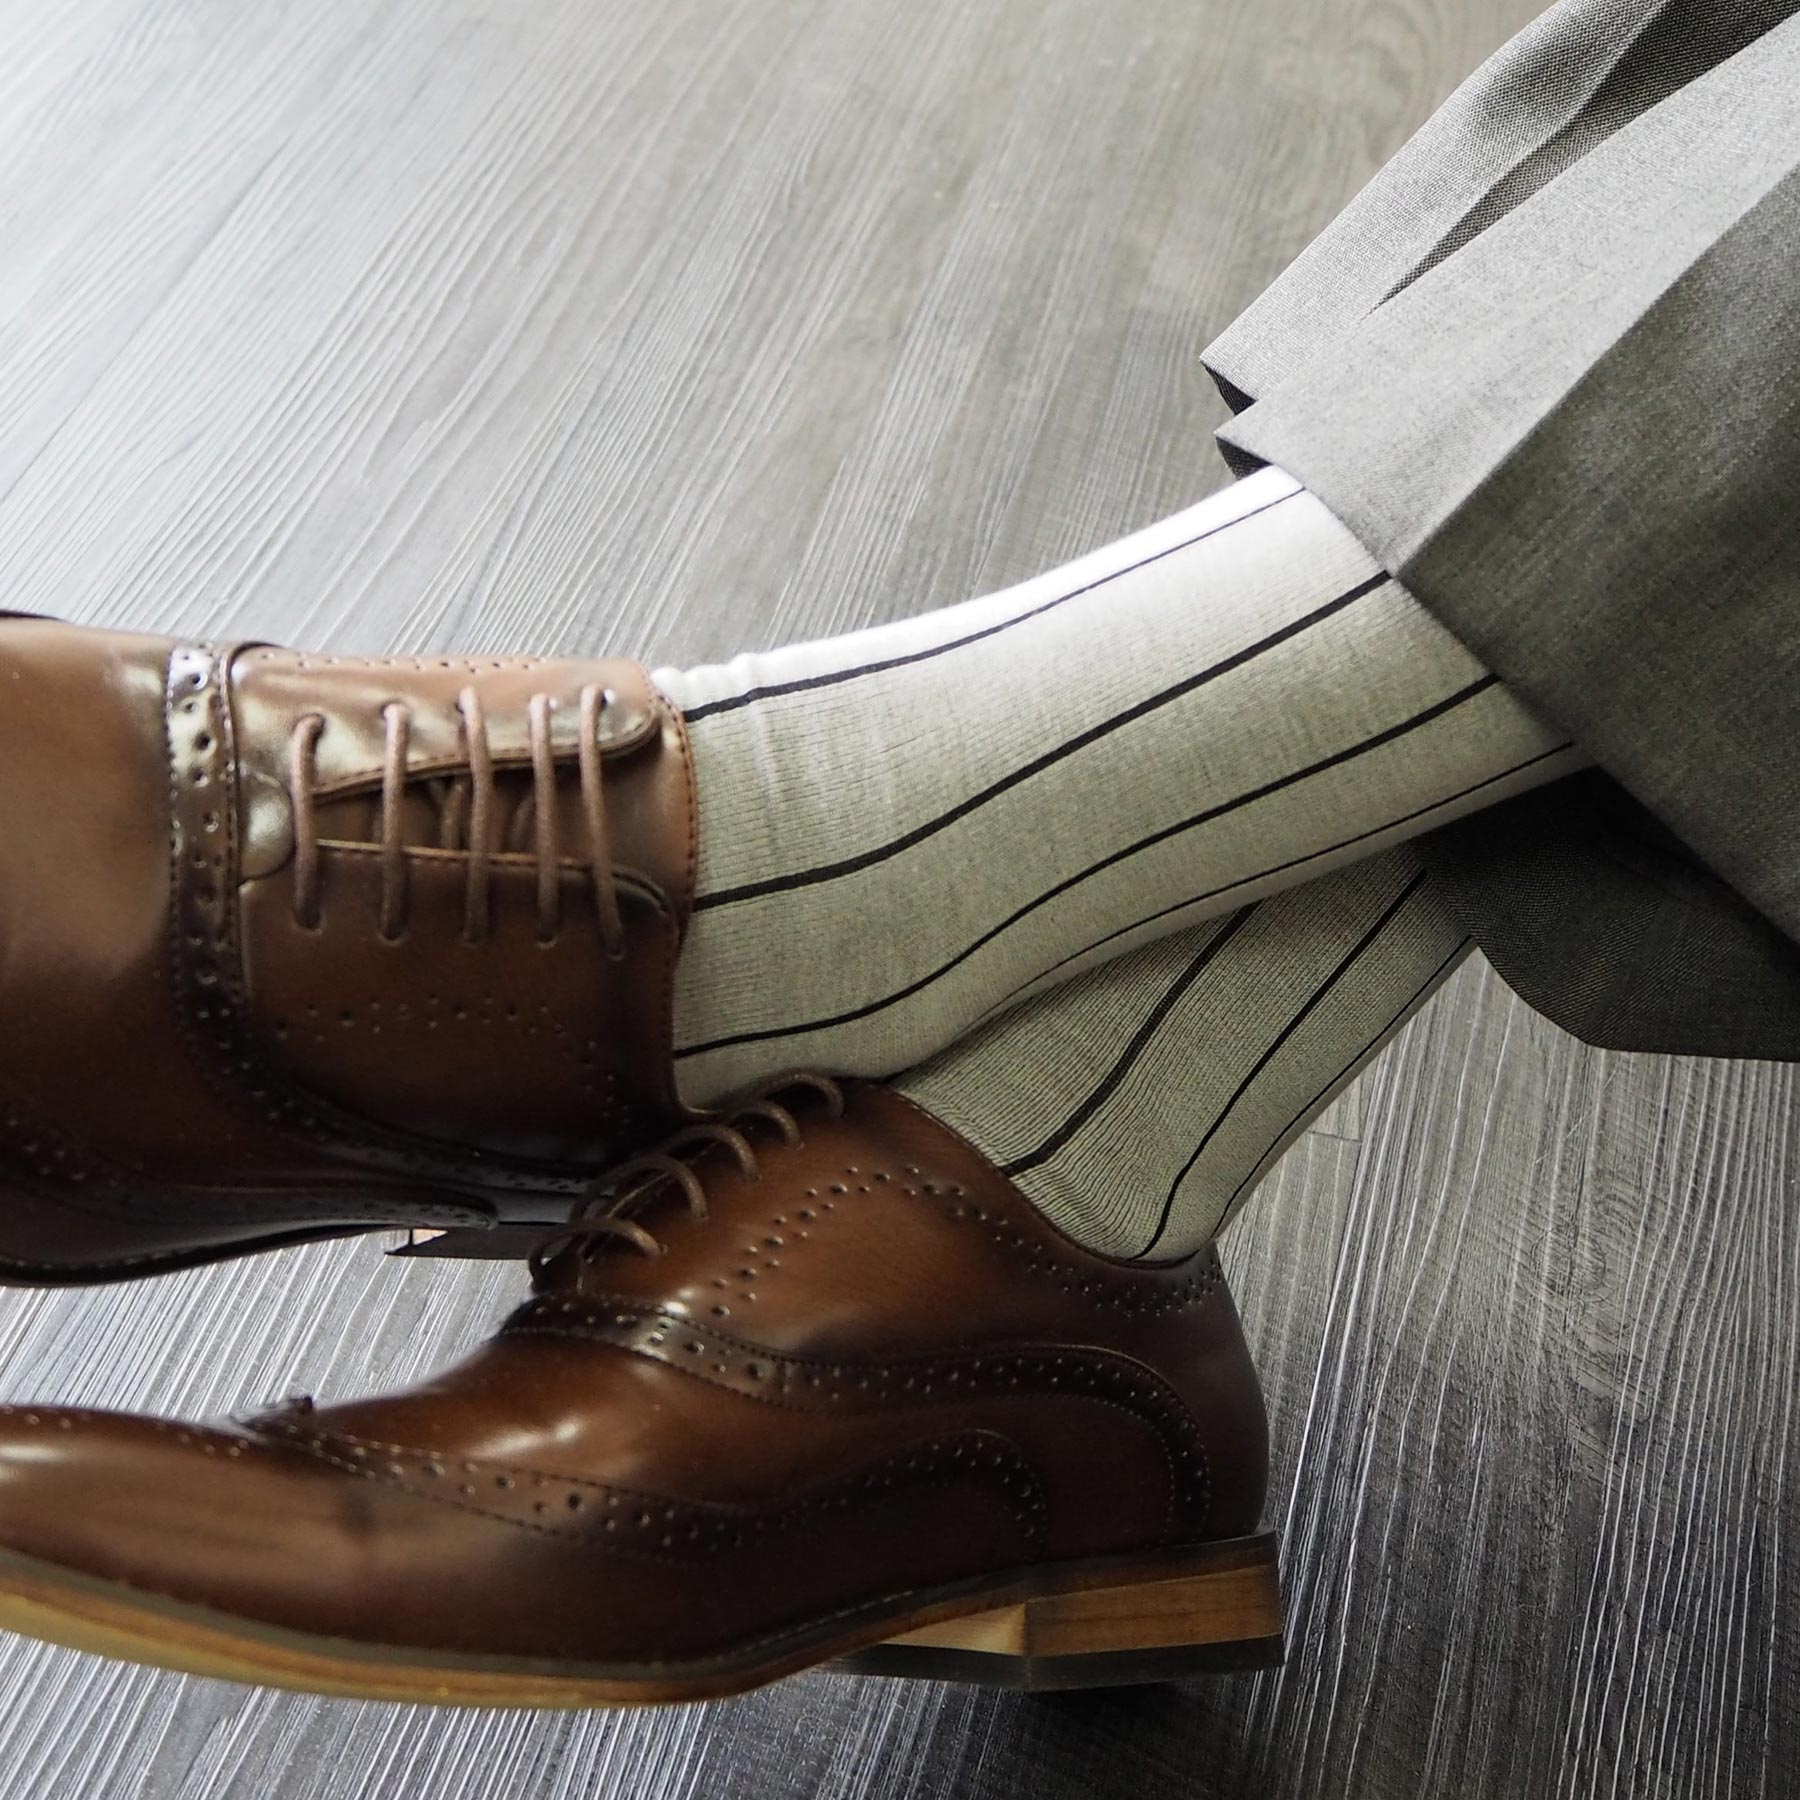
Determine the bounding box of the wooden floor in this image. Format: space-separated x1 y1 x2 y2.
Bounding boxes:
2 0 1796 1794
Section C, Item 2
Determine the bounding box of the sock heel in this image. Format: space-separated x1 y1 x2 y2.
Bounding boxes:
834 1531 1283 1690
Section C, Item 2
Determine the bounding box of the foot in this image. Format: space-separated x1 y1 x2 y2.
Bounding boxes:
0 1080 1280 1702
0 615 696 1281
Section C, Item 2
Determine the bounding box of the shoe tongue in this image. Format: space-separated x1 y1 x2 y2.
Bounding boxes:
228 651 667 878
308 770 591 859
524 1177 705 1295
515 1082 857 1300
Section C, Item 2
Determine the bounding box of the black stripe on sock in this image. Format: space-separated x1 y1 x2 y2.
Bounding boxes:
696 570 1390 911
977 738 1577 1018
1134 869 1434 1259
678 484 1302 726
1194 934 1475 1245
999 906 1259 1181
674 677 1497 1061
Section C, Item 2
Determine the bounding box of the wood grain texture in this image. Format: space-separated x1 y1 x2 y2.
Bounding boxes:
3 0 1795 1794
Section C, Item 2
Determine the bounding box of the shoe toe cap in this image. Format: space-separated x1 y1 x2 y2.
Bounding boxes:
0 1405 416 1641
0 1403 641 1662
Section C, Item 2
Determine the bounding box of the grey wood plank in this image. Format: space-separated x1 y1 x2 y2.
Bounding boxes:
4 0 1794 1796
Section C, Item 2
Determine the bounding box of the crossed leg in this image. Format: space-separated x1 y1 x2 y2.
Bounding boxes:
659 469 1583 1111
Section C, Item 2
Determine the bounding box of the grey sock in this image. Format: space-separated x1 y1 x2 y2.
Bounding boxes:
897 845 1468 1258
656 469 1579 1107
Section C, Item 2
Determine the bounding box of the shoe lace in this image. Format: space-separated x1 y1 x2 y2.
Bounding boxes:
526 1072 848 1288
288 684 626 956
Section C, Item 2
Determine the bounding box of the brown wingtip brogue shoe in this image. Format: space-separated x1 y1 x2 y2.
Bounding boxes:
0 613 698 1283
0 1079 1281 1703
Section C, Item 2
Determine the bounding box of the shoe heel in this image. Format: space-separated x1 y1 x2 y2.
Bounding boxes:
835 1531 1284 1691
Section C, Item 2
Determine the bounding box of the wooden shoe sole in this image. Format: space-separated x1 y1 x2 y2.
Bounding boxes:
0 1533 1282 1708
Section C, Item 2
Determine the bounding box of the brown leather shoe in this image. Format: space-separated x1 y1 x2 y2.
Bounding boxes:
0 1080 1281 1702
0 614 697 1283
